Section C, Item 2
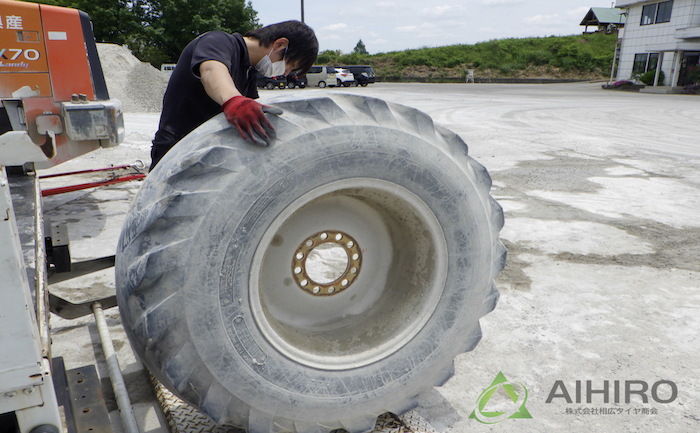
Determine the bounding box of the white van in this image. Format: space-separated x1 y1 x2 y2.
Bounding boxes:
161 63 176 76
306 65 337 88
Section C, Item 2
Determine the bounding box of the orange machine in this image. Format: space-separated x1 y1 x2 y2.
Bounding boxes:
0 0 123 168
1 2 125 431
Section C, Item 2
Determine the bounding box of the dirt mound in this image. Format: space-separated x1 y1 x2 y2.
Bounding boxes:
97 43 168 113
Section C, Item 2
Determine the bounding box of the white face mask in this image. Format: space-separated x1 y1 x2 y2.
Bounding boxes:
256 47 287 77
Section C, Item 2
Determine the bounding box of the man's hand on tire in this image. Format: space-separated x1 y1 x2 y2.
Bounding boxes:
222 96 283 146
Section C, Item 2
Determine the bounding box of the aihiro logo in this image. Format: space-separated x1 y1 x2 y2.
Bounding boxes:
469 372 532 424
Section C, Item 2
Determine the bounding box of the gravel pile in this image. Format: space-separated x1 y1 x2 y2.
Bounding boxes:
97 43 169 113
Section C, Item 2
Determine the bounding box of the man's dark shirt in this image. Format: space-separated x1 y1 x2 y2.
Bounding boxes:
150 31 259 169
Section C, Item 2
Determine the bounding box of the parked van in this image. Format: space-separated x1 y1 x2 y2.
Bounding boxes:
161 63 176 76
306 65 337 88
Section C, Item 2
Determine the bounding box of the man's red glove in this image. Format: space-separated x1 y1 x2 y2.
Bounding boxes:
221 96 283 145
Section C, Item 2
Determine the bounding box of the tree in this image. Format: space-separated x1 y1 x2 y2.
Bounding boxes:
353 39 368 55
148 0 260 63
32 0 260 67
32 0 143 45
70 0 144 45
316 49 341 65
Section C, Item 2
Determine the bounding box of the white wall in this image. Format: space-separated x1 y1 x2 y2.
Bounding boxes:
617 0 700 84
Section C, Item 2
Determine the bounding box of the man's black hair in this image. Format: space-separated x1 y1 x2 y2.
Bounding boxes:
245 21 319 75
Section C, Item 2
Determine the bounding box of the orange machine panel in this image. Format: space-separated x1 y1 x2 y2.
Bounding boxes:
0 73 51 97
38 3 94 101
0 0 51 97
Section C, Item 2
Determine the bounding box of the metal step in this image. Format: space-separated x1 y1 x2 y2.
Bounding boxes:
52 357 113 433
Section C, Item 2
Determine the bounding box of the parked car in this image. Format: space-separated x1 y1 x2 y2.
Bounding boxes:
161 63 176 77
335 68 356 87
338 65 375 86
286 72 307 88
306 65 337 88
256 72 287 89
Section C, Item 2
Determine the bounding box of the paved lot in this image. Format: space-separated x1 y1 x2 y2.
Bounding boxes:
44 82 700 432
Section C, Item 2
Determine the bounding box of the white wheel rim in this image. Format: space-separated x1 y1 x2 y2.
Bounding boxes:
250 178 448 370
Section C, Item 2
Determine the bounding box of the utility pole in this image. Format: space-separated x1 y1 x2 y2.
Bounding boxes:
301 0 305 23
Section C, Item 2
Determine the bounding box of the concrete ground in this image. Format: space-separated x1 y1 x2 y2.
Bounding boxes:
43 82 700 433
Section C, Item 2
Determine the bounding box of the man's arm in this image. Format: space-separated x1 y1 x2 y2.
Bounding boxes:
199 60 241 105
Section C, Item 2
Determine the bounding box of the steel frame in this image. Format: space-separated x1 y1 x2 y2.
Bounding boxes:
0 167 62 431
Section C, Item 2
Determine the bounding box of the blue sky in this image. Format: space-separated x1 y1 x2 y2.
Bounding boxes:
252 1 621 54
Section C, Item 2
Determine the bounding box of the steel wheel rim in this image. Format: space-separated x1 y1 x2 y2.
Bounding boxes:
249 178 448 370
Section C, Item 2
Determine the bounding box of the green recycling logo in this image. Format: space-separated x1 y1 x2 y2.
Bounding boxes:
469 372 532 424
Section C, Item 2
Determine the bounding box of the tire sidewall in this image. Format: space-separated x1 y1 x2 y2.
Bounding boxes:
183 125 495 417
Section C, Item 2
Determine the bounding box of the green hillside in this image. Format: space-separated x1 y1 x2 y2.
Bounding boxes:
319 32 618 81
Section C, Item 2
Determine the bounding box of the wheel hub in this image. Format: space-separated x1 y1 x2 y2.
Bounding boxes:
292 231 361 296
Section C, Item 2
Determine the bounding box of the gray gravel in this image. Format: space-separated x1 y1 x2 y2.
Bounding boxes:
97 43 168 113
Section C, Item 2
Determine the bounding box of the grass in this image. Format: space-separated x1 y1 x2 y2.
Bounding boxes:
318 32 618 81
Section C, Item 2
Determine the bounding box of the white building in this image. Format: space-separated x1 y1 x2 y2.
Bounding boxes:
614 0 700 90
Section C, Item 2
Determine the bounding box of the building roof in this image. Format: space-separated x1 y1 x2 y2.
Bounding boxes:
580 7 627 26
614 0 647 7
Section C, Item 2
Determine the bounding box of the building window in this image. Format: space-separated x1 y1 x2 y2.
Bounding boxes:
656 1 673 23
633 53 661 75
640 1 673 26
641 4 656 25
633 54 648 73
648 53 660 71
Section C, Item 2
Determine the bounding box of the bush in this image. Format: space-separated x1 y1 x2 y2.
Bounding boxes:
317 50 340 65
639 69 664 85
682 83 700 94
340 33 617 79
517 50 552 66
498 65 511 75
478 61 499 71
613 80 633 87
688 66 700 85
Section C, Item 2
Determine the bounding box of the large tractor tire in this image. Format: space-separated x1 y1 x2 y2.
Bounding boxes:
116 94 505 433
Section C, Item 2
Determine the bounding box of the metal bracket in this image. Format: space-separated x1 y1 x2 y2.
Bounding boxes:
49 293 117 320
47 255 117 319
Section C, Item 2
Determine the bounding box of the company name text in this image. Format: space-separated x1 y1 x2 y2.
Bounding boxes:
546 380 677 404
